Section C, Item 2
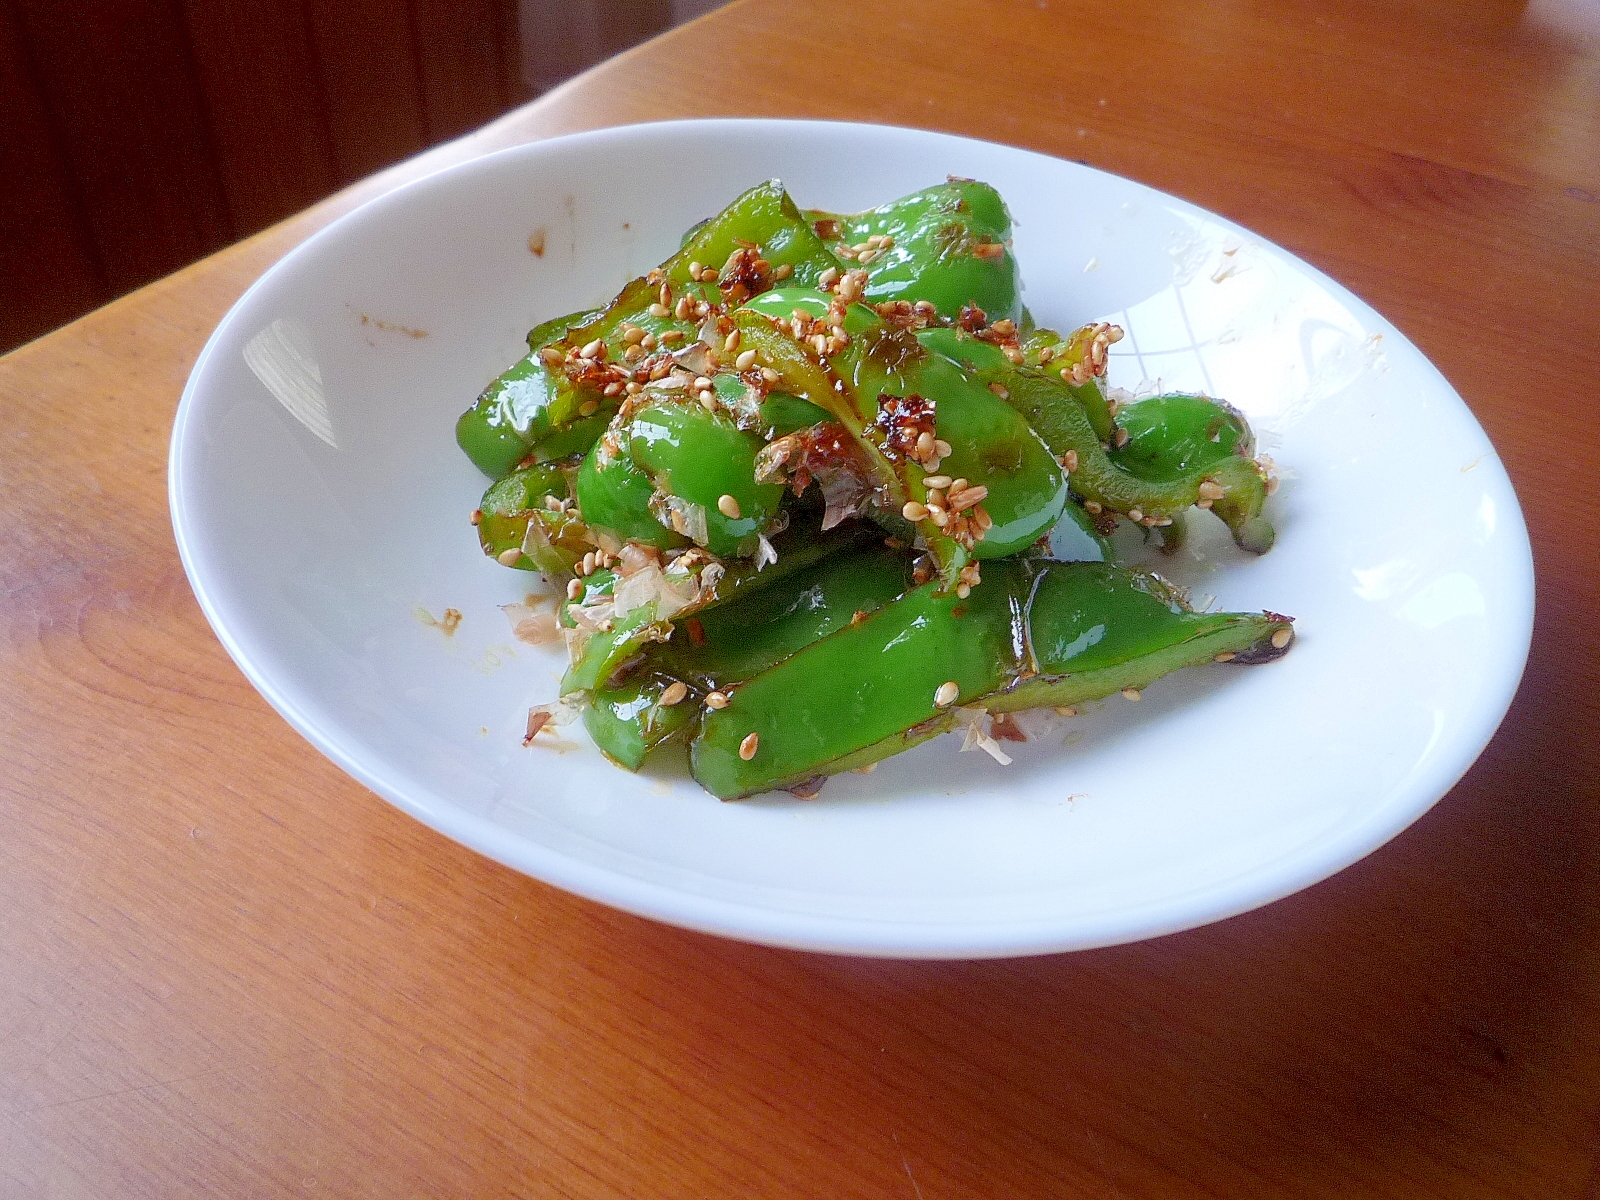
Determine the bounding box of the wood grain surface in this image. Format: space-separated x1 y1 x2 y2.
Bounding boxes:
4 0 1599 1195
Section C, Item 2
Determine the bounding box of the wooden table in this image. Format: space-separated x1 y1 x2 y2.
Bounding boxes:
4 1 1598 1194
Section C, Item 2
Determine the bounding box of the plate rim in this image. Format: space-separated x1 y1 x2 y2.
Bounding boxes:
168 117 1537 958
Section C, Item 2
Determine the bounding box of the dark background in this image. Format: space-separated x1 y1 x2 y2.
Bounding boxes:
0 0 716 353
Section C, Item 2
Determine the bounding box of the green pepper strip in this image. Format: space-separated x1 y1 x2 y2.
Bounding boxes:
583 547 913 768
690 560 1292 799
459 181 843 477
475 461 574 571
980 369 1275 554
734 308 978 587
558 524 878 696
804 180 1022 324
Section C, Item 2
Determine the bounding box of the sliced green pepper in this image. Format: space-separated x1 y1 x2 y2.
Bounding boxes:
585 547 913 767
475 460 575 572
690 560 1292 799
805 180 1021 323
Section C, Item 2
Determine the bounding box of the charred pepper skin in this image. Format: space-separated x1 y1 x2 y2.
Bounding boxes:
689 561 1293 800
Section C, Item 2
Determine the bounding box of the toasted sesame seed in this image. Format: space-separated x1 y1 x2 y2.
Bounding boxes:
566 578 582 599
724 330 741 353
773 262 793 280
581 339 605 359
955 583 971 599
1113 427 1130 448
579 399 601 416
1061 450 1078 472
928 508 950 527
926 488 945 507
1198 480 1226 500
673 297 690 319
817 266 839 288
735 349 757 371
717 494 741 519
934 681 960 707
1083 500 1102 514
1053 706 1077 717
1121 687 1142 701
497 548 521 566
688 261 702 278
923 474 953 489
739 732 759 760
538 346 564 367
1271 627 1293 650
699 393 717 413
469 508 483 525
1127 508 1144 522
934 439 953 459
760 366 780 383
902 501 929 522
1195 497 1214 509
659 282 672 307
1213 651 1236 662
693 376 711 390
705 691 730 710
639 334 657 351
659 680 689 706
659 329 686 344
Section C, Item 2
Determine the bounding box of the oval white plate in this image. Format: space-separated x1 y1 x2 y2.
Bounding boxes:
170 120 1533 958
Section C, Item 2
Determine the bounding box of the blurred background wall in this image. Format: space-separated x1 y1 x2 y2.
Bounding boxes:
0 0 725 353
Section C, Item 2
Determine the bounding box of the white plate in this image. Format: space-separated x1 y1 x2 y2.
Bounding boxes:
169 120 1533 958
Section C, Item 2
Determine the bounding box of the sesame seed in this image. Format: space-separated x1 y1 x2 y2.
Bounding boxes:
1127 508 1144 522
567 578 582 599
760 366 780 383
928 508 950 527
538 347 564 367
773 263 793 280
700 393 717 413
724 330 741 353
497 548 521 566
735 349 757 370
1061 450 1078 472
659 282 672 307
1195 497 1214 509
580 339 605 359
1213 651 1236 662
739 732 759 760
1113 427 1130 448
717 494 741 519
955 583 971 599
640 334 657 351
1271 627 1293 650
988 382 1009 398
1084 500 1102 514
817 266 839 288
674 297 690 319
469 508 483 525
934 681 959 707
902 501 929 522
579 399 600 416
706 691 730 710
934 439 953 459
688 261 702 278
659 680 689 706
693 376 711 390
923 474 952 489
1121 687 1141 701
659 329 686 344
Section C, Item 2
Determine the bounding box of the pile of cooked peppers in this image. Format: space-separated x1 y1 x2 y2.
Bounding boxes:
457 179 1293 800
